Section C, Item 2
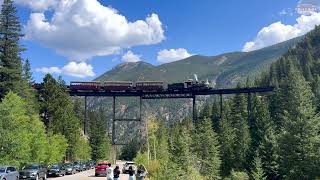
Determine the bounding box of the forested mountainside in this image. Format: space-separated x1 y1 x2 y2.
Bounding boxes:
126 26 320 179
89 34 302 130
97 36 301 88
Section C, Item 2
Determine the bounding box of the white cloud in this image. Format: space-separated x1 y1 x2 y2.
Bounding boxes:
243 12 320 52
36 62 95 78
24 0 165 61
157 48 193 63
122 51 142 62
36 66 61 74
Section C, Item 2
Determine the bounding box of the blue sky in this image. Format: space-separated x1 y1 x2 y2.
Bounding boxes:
11 0 320 82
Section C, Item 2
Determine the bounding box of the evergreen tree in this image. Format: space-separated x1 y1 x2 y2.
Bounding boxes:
0 0 23 98
219 102 235 176
199 102 211 120
258 128 279 179
211 99 220 132
195 117 221 179
230 92 251 170
278 69 320 179
251 156 266 180
39 74 83 161
22 59 33 84
89 109 111 161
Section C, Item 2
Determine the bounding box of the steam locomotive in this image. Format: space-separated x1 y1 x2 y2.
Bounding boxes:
70 75 211 92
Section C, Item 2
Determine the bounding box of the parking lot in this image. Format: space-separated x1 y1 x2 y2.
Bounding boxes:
47 161 128 180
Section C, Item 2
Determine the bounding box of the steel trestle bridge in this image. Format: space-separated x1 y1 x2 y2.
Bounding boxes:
65 86 275 145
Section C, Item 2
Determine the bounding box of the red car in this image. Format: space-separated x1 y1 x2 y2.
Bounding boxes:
95 161 109 177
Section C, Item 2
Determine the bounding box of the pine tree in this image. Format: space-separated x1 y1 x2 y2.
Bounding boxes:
230 92 251 171
278 69 320 179
22 59 33 84
258 128 279 179
219 102 236 176
251 156 266 180
211 99 220 132
169 125 194 178
199 102 211 120
195 117 221 179
89 108 111 161
39 74 83 161
248 97 275 170
0 0 24 98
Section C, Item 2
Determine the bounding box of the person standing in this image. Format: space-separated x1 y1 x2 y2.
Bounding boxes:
106 163 113 180
113 166 120 180
136 164 147 180
128 166 135 180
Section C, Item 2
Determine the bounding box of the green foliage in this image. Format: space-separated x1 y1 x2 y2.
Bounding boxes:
133 151 149 168
277 69 320 179
0 92 33 168
120 138 140 161
251 157 266 180
219 102 235 177
46 133 68 164
194 118 221 179
73 137 92 161
0 0 23 98
29 115 49 164
39 74 84 161
226 170 249 180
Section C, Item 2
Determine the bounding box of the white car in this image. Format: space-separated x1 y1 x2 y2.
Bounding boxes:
0 166 19 180
122 162 136 174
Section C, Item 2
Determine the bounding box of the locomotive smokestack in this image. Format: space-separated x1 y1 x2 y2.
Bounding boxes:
194 74 198 82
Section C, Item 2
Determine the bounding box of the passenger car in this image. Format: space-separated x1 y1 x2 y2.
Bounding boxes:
19 164 47 180
63 163 76 175
0 166 19 180
47 164 65 177
122 162 136 174
73 162 84 172
95 161 109 177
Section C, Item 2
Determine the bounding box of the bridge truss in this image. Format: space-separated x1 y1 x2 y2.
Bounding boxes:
69 86 274 145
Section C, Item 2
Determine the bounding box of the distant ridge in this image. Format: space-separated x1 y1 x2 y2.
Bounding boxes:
96 36 302 88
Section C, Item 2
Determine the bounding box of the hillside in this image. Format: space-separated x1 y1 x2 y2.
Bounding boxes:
96 36 301 88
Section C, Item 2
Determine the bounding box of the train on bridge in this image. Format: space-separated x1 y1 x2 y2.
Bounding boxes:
69 77 211 93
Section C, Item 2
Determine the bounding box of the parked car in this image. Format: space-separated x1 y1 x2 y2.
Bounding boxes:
88 161 96 169
0 166 19 180
63 163 76 175
95 161 109 177
122 162 136 174
73 162 84 172
19 164 47 180
81 162 88 171
47 164 65 177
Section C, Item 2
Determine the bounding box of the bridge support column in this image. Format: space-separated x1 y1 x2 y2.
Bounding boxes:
84 96 88 135
112 96 116 164
247 93 252 126
192 95 197 124
220 94 223 119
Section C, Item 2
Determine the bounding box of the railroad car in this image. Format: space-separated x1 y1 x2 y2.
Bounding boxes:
70 81 102 91
103 81 133 92
135 81 164 92
168 83 185 91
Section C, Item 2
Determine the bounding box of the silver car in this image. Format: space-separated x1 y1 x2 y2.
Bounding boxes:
0 166 19 180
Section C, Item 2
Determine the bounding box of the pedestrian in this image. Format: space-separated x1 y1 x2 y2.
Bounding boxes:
113 166 120 180
128 166 135 180
136 164 147 180
106 163 113 180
